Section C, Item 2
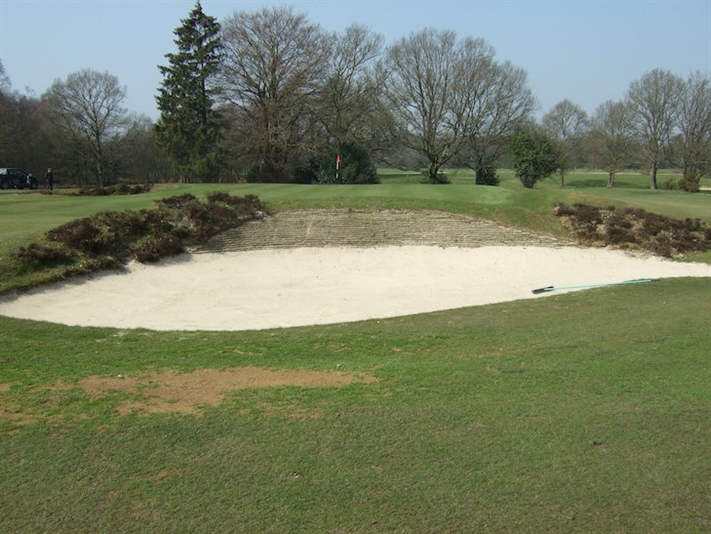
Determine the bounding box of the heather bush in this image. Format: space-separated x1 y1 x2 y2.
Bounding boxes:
14 242 74 266
12 193 268 278
74 184 154 196
132 233 185 263
555 203 711 257
47 217 111 255
65 256 123 276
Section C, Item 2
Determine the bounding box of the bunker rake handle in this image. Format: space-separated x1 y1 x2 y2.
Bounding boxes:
532 278 661 295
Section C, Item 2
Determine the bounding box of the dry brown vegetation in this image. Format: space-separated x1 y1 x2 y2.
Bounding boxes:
12 193 268 281
554 203 711 257
0 367 378 422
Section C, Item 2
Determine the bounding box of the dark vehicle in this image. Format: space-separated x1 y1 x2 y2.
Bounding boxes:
0 167 39 190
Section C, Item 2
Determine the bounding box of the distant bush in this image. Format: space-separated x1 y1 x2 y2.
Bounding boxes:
678 173 701 193
659 173 702 193
73 184 154 196
555 203 711 257
430 172 451 185
475 164 500 186
660 178 679 190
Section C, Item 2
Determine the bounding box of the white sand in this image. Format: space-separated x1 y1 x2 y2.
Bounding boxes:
0 245 709 331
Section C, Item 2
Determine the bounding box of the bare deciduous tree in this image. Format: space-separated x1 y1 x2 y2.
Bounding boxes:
462 60 536 184
384 29 479 183
0 62 18 161
542 99 588 187
590 100 635 187
384 29 533 184
675 71 711 190
119 114 170 183
45 69 128 187
317 24 387 148
0 60 10 94
219 6 332 182
627 69 683 190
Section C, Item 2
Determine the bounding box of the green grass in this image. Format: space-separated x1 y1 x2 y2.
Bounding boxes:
1 169 711 532
2 168 708 252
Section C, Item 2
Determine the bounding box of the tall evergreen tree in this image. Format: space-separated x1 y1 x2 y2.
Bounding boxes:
155 1 223 182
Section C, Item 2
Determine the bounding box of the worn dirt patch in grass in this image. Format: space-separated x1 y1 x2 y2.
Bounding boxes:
72 366 377 415
0 367 377 424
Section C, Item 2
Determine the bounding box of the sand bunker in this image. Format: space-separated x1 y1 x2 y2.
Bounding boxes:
1 245 709 331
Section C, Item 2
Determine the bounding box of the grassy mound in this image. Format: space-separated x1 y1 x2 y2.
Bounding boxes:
12 192 268 283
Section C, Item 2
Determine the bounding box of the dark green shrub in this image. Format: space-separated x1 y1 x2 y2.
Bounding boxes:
245 161 285 183
678 174 701 193
311 143 379 185
508 127 559 189
475 163 500 186
430 172 451 184
660 178 678 190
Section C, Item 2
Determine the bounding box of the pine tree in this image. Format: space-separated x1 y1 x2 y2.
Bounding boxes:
155 1 223 182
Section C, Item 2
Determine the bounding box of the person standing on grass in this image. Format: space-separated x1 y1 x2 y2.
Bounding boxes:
45 167 54 192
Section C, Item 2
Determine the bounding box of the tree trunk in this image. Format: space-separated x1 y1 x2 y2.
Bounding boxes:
649 162 658 190
607 171 615 188
559 169 565 188
96 161 104 188
427 159 441 184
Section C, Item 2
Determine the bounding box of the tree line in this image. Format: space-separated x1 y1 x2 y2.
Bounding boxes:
1 2 709 190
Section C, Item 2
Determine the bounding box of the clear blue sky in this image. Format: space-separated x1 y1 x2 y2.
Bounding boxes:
1 0 709 121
